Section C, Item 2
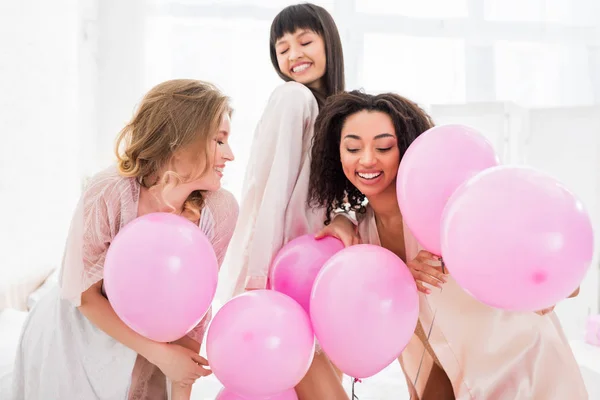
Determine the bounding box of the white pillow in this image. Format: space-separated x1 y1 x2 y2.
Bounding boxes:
26 269 59 310
0 264 55 312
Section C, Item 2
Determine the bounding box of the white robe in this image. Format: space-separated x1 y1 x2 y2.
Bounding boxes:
219 81 325 298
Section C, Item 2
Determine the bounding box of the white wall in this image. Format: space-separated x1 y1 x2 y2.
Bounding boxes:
0 0 81 297
526 106 600 337
430 102 600 338
1 1 599 329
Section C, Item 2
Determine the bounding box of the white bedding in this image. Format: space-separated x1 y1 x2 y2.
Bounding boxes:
2 281 598 399
0 308 28 398
0 264 55 311
0 269 57 399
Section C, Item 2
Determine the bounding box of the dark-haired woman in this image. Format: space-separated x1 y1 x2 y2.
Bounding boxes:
308 90 587 400
224 4 357 399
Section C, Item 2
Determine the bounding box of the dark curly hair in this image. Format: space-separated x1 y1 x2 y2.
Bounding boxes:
308 90 434 224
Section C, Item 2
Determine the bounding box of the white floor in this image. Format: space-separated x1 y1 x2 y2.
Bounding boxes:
188 340 600 400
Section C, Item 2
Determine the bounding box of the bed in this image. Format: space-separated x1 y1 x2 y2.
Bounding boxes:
0 267 57 398
0 308 28 397
1 271 598 400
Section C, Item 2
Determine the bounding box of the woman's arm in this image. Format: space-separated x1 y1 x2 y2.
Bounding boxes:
171 384 192 400
171 335 201 354
168 335 208 400
78 281 162 362
79 282 210 385
167 188 239 399
236 82 319 290
64 175 207 386
535 286 581 315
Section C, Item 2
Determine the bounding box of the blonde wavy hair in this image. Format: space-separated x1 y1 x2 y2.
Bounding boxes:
115 79 231 220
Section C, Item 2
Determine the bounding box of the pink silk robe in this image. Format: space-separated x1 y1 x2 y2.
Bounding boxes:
358 205 588 399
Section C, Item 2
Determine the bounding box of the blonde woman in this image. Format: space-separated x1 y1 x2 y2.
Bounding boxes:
12 79 239 400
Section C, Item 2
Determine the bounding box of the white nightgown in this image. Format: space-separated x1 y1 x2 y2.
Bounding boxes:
11 166 238 399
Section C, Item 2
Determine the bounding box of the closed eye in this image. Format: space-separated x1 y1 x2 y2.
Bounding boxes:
377 147 393 152
346 148 360 153
301 41 313 46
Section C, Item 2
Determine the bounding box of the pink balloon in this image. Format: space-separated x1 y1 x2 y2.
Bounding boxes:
206 290 315 398
441 166 594 311
216 387 298 400
397 124 500 255
104 212 218 342
270 235 344 314
310 245 419 378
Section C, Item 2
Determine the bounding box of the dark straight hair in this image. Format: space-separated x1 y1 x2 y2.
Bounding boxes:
269 3 345 106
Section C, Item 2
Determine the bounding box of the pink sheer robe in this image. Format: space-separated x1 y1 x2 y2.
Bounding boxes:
358 205 588 399
12 167 238 400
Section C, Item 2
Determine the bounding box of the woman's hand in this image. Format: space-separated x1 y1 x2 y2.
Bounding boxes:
407 250 447 294
536 287 579 316
151 343 212 387
535 306 555 316
315 214 360 247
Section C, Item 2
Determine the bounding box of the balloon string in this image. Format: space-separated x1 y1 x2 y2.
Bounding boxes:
351 377 361 399
409 259 445 400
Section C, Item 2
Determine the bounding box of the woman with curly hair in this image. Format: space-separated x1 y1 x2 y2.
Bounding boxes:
308 90 587 399
12 79 239 400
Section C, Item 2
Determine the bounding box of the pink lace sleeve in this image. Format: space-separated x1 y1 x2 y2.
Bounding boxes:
204 189 239 267
185 188 239 343
59 168 137 306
